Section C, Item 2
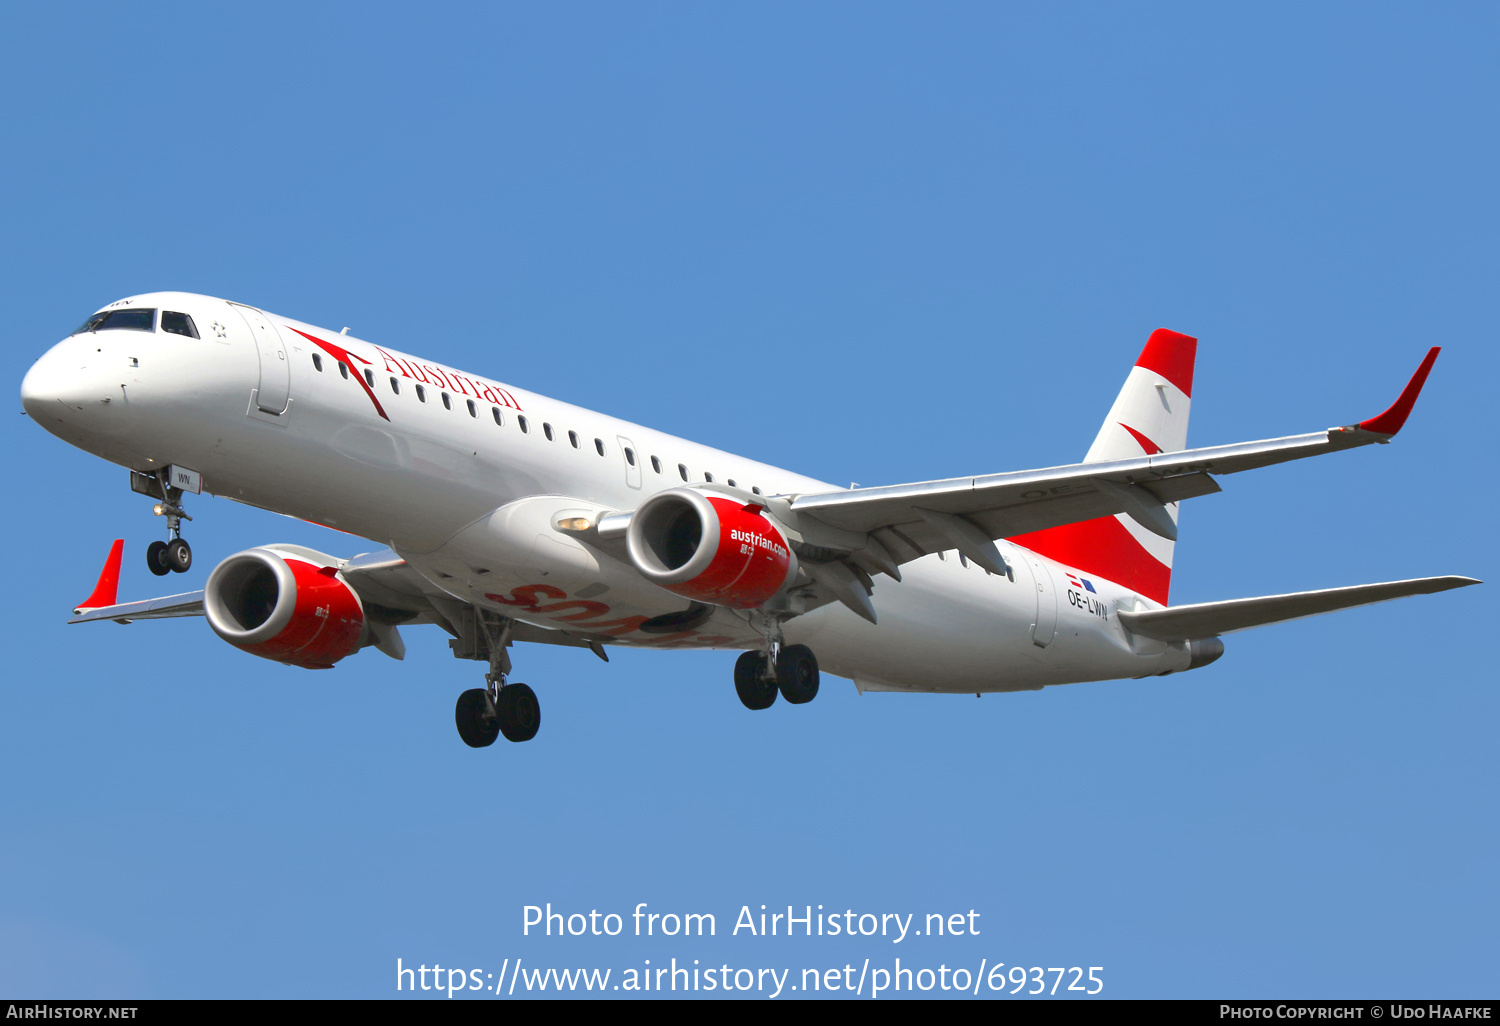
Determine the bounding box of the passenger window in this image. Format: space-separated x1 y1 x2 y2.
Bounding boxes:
161 311 199 338
441 392 451 410
751 486 762 495
958 552 969 569
416 384 426 402
518 415 529 433
568 431 579 449
727 479 736 487
704 472 714 483
492 407 503 426
625 448 636 467
467 399 477 418
312 353 323 372
594 438 605 457
364 368 375 387
390 377 400 394
650 456 662 474
678 464 689 482
543 423 554 441
339 362 349 380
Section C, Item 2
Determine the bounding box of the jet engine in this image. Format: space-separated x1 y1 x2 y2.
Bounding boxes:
204 547 366 669
625 488 798 608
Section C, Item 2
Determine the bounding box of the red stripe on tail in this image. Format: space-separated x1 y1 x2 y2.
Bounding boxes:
1135 329 1198 398
1010 517 1172 605
1118 423 1163 455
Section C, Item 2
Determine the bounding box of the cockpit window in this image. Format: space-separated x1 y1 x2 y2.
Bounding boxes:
76 308 156 334
161 311 200 338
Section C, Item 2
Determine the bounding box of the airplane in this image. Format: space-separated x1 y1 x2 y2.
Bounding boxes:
21 292 1479 747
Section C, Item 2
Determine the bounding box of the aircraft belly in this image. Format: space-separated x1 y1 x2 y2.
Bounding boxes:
786 554 1186 692
403 496 762 649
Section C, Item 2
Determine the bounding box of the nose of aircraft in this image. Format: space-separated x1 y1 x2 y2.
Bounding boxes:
22 341 74 418
21 337 107 426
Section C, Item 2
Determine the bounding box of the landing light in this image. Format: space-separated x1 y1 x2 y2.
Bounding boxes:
152 503 164 516
556 517 592 532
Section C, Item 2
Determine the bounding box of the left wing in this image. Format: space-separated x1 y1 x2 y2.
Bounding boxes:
67 541 601 655
70 592 205 624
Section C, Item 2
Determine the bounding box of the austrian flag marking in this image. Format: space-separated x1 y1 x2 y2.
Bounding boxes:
1065 573 1097 594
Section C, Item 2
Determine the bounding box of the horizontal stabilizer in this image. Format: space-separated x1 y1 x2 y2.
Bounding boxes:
1118 576 1480 641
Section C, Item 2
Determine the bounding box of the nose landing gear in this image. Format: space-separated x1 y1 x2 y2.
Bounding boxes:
133 470 193 576
146 537 192 576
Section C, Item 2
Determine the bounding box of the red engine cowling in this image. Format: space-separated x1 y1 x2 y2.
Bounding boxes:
204 547 366 669
625 489 798 608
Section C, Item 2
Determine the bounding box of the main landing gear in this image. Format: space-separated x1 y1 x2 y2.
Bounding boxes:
733 626 820 711
453 611 540 747
133 470 193 577
455 683 540 747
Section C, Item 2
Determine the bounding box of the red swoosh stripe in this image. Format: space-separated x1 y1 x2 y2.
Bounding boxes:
285 326 390 421
1118 422 1163 455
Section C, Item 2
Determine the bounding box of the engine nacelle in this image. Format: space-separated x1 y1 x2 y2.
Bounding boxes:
204 547 366 669
626 488 798 608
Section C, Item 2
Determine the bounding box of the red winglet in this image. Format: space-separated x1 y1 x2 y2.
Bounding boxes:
1357 347 1441 436
75 539 124 612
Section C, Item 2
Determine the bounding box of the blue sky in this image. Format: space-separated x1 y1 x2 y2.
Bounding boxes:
2 2 1494 999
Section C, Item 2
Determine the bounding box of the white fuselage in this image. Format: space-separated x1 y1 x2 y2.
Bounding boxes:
23 292 1192 692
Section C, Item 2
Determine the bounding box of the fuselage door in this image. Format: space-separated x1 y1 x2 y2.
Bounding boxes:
1027 553 1058 647
618 435 642 489
230 303 290 415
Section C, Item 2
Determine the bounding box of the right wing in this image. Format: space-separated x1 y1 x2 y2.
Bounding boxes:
781 348 1442 581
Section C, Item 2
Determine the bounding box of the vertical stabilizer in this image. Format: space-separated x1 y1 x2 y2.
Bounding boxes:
1009 329 1197 605
1084 329 1196 462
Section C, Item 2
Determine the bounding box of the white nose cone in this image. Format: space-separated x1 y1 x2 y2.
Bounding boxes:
21 344 69 416
21 339 102 436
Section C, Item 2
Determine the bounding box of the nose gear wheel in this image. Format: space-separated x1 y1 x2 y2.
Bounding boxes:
145 540 171 577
